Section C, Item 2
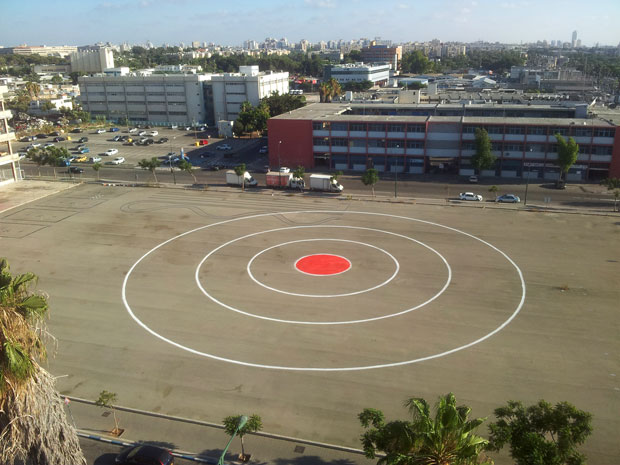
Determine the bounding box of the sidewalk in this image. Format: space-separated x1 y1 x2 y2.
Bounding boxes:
67 396 374 465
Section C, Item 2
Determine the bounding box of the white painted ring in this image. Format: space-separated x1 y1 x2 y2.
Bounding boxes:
247 238 399 297
122 210 526 371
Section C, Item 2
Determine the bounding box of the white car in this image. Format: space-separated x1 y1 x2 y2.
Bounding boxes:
170 124 178 129
149 130 158 136
279 167 291 173
90 156 102 163
216 144 232 150
96 129 106 134
110 157 125 165
104 148 119 156
129 128 138 133
26 143 41 150
459 192 483 201
138 131 147 136
43 143 55 148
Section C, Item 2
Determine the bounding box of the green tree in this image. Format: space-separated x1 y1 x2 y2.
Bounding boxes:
361 168 379 197
554 134 579 183
234 163 247 191
330 170 343 183
471 128 496 175
69 71 85 85
95 390 121 435
40 100 55 112
0 258 86 465
137 157 161 183
487 400 593 465
293 165 305 190
488 185 499 195
359 393 490 465
92 162 102 180
50 74 63 85
222 414 263 460
177 159 197 183
401 50 433 74
613 189 620 212
262 91 306 117
601 177 620 190
27 148 46 176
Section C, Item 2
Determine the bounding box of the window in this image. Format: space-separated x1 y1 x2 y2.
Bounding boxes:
349 123 365 132
407 124 425 133
504 144 523 152
552 127 568 136
313 137 329 146
368 139 385 148
527 126 547 135
331 122 347 131
462 126 477 134
388 124 404 132
487 126 504 134
461 142 475 151
331 138 348 147
313 121 330 130
507 126 524 135
368 123 385 132
387 140 404 148
591 145 612 155
575 128 592 137
349 139 366 148
407 140 424 149
594 128 615 138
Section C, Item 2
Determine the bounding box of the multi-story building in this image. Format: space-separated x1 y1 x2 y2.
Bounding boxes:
70 48 115 74
79 74 213 125
324 63 390 86
361 44 403 70
11 45 77 57
267 102 620 181
210 66 288 122
0 86 21 185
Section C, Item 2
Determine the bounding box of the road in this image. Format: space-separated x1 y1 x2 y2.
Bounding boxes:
80 438 199 465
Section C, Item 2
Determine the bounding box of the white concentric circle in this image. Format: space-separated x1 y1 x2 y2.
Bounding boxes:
247 238 399 297
122 210 526 371
294 252 352 277
194 225 450 323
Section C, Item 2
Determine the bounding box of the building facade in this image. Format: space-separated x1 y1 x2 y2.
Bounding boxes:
324 63 390 86
361 45 403 70
70 48 115 74
11 45 77 57
79 74 213 125
0 86 21 185
210 66 288 121
268 103 620 181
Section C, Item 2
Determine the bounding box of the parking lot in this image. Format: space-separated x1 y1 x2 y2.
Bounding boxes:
14 126 268 172
1 185 618 464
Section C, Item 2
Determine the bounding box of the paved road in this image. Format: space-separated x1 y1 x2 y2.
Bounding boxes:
80 438 198 465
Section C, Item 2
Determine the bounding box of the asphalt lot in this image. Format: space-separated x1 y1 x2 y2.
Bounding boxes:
1 186 619 464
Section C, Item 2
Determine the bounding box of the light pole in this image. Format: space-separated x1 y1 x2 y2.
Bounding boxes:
523 163 531 206
394 144 400 198
277 140 282 172
217 415 248 465
169 136 177 185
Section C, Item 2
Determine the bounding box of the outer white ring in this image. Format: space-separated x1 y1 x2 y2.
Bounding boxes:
195 225 450 324
122 210 526 371
247 238 399 297
294 252 352 277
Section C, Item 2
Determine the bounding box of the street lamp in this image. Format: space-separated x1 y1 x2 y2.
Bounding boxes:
523 148 533 206
169 136 177 185
217 415 248 465
394 144 400 198
277 140 282 172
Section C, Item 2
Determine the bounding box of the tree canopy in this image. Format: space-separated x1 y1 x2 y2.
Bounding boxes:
554 133 579 181
261 91 306 117
471 128 496 174
361 168 379 197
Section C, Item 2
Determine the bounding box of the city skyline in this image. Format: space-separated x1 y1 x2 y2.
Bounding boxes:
1 0 619 48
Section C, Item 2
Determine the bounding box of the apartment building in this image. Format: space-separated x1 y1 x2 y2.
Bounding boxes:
267 102 620 181
0 86 20 185
70 48 115 74
79 74 213 125
324 63 390 86
361 44 402 70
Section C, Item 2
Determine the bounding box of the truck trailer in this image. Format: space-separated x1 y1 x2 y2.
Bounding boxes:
225 170 258 187
309 174 344 193
265 171 305 189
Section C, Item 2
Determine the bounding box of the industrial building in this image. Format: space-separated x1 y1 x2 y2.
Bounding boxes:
70 47 115 74
0 86 21 185
267 102 620 181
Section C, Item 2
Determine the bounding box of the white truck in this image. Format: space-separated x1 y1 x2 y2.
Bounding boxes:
309 174 344 193
226 170 258 187
265 171 305 189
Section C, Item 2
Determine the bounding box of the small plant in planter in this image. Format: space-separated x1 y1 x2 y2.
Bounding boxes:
223 414 262 462
95 390 123 436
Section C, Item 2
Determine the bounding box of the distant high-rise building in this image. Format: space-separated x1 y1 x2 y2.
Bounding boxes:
576 39 582 48
572 30 577 48
191 41 200 49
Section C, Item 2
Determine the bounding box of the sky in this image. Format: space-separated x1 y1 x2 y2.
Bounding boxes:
1 0 619 48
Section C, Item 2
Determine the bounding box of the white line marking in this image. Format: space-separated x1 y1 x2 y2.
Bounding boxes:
122 211 526 371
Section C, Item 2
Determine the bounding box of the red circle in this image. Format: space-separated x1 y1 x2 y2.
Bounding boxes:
295 254 351 276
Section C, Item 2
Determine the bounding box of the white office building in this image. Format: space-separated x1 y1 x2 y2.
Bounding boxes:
210 65 289 122
324 62 390 85
70 48 115 74
79 74 213 125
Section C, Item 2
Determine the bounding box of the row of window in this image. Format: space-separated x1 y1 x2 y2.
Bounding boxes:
459 142 613 155
314 138 425 149
313 122 426 132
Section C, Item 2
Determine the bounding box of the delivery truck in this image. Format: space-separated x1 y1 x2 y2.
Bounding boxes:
226 170 258 187
265 171 305 189
309 174 344 193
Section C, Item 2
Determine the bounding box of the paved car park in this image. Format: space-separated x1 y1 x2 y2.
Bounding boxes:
0 185 618 464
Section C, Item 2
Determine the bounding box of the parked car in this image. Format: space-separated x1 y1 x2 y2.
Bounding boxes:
170 124 178 129
496 194 521 203
149 130 158 136
78 147 90 154
129 128 138 133
279 166 290 173
89 156 102 163
113 135 122 142
468 175 479 183
78 137 89 143
26 143 41 150
43 143 55 148
138 131 147 136
259 146 268 154
459 192 483 201
71 128 83 133
68 166 84 174
115 444 174 465
35 133 48 139
49 131 61 136
95 128 106 134
20 136 36 142
110 156 125 165
104 148 119 156
53 136 66 142
76 144 87 151
156 137 169 143
74 156 88 162
109 127 120 132
216 144 232 150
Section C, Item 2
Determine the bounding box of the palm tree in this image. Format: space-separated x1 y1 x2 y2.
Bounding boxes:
0 258 86 465
319 82 331 103
328 78 342 100
25 81 40 100
359 393 490 465
177 159 197 183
